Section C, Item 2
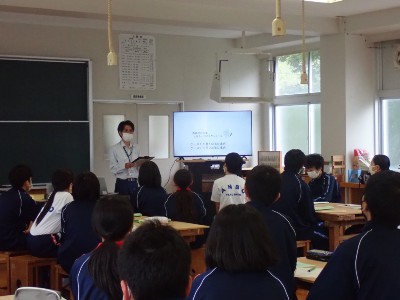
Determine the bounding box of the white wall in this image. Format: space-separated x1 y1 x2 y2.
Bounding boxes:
320 33 375 175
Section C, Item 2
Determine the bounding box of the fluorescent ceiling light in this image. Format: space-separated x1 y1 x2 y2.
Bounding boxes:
305 0 342 3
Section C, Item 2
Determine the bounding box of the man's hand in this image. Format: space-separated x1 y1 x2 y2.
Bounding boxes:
125 162 134 169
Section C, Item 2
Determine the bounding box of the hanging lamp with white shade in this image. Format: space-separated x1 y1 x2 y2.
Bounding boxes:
107 0 118 66
272 0 286 36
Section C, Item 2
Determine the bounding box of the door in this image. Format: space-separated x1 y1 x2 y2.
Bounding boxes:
93 101 181 193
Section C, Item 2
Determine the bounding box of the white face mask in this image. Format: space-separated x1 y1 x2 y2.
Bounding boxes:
369 165 376 175
308 170 320 179
122 132 134 143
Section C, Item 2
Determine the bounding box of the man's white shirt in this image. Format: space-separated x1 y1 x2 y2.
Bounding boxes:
109 140 140 179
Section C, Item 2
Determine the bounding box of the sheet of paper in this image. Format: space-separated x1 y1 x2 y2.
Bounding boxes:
314 205 335 211
295 267 323 278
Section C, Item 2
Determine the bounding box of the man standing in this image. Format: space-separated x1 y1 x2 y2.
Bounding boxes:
109 120 140 196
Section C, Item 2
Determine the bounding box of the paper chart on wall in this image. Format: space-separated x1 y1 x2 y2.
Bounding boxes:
119 34 156 90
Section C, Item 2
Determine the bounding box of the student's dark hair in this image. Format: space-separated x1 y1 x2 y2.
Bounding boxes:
117 120 135 133
138 161 162 187
372 154 390 171
364 170 400 227
206 204 278 271
88 195 133 300
8 164 32 189
304 154 325 170
72 172 100 202
118 220 191 300
173 169 197 222
225 152 244 176
284 149 306 173
245 165 281 206
35 169 74 225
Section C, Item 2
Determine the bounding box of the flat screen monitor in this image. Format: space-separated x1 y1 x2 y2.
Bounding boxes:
173 111 252 157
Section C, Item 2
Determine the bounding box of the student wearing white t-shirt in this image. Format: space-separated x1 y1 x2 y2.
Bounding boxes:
27 169 74 258
211 152 246 212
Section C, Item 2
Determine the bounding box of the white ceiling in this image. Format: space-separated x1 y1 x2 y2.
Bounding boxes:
0 0 399 41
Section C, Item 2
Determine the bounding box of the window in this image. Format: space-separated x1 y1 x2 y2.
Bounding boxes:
273 51 321 156
275 104 321 155
381 99 400 167
275 50 320 96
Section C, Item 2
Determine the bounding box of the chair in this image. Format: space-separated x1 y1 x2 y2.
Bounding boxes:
0 250 28 295
14 287 62 300
53 264 74 300
10 255 56 293
296 240 311 256
331 155 346 183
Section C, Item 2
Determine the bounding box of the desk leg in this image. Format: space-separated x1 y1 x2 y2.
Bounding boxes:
328 226 340 251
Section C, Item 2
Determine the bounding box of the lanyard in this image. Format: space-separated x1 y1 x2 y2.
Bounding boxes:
123 146 133 162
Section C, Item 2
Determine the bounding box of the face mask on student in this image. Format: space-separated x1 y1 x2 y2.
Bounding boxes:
369 165 376 175
122 133 134 142
308 170 320 179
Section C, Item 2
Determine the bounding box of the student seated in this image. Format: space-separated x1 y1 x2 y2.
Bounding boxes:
118 220 192 300
308 170 400 300
133 161 167 216
164 169 207 248
0 165 39 251
27 169 74 258
272 149 328 249
246 165 297 299
70 195 133 300
58 172 101 273
188 204 289 300
369 154 390 174
211 152 246 212
304 154 341 203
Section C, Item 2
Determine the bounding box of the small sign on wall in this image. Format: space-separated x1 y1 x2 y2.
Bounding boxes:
119 34 156 90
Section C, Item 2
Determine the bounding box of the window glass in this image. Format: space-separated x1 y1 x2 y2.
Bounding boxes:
382 99 400 166
149 115 169 158
275 105 308 154
275 53 309 96
310 104 321 153
275 104 321 155
103 115 125 157
310 51 321 93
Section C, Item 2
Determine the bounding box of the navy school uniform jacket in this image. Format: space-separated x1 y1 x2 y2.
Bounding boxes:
57 201 101 273
308 221 400 300
164 191 207 249
308 172 341 203
133 185 167 216
187 268 290 300
272 170 317 240
70 252 109 300
248 200 297 299
0 188 39 251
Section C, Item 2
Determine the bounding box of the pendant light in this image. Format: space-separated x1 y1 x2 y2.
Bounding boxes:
107 0 118 66
272 0 286 36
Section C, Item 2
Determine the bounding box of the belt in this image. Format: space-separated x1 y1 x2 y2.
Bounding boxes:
117 178 137 182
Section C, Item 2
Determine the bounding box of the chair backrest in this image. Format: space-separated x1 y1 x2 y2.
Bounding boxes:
14 287 63 300
331 155 346 182
98 176 108 195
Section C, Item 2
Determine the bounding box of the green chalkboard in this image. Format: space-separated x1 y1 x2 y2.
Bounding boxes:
0 57 90 185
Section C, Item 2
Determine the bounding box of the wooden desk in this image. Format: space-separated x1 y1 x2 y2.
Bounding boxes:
315 203 365 251
339 182 365 204
295 257 327 284
135 217 209 276
0 295 12 300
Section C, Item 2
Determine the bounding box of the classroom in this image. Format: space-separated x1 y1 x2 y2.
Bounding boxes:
0 1 400 299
